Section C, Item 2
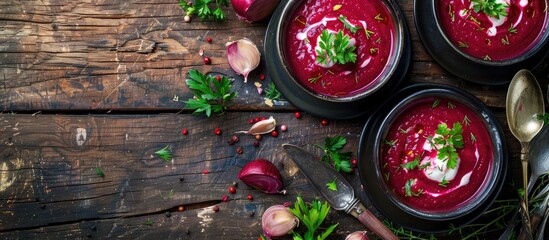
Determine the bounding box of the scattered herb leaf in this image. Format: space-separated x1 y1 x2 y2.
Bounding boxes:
375 13 385 22
448 102 456 109
289 196 338 240
338 15 361 34
179 0 229 21
439 177 450 187
314 136 353 173
264 82 281 100
384 139 397 147
95 166 105 177
432 99 441 108
160 189 174 200
184 69 237 117
470 132 477 143
404 179 424 197
462 115 471 126
458 41 469 48
471 0 509 19
316 30 357 65
364 28 375 39
326 178 338 191
155 145 172 162
537 113 549 125
508 25 517 33
144 219 154 226
401 158 420 170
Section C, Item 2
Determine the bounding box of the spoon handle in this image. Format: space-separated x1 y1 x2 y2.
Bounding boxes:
520 142 531 229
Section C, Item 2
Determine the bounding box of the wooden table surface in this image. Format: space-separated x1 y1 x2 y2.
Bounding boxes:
1 0 548 239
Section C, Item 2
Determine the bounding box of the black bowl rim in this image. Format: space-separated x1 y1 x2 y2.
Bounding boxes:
264 0 412 119
357 83 508 233
414 0 549 85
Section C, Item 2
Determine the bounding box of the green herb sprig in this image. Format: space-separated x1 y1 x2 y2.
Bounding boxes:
179 0 229 21
264 82 281 100
155 145 172 162
95 166 105 177
289 196 338 240
314 136 353 173
404 178 424 197
428 122 464 169
316 30 357 65
537 113 549 125
326 178 338 191
338 15 361 34
471 0 509 19
184 69 237 117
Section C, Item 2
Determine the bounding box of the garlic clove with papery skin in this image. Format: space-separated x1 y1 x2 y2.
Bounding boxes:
236 116 276 135
345 231 369 240
226 38 260 83
262 205 299 238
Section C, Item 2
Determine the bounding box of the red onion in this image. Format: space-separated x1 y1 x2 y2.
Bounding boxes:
238 159 283 194
231 0 280 23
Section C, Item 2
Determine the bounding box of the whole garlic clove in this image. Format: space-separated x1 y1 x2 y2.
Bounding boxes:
262 205 299 238
226 38 260 83
236 116 276 135
345 231 369 240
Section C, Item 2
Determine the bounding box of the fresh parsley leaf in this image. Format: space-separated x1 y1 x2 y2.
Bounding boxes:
430 122 464 169
314 136 353 173
184 70 237 117
326 178 338 191
401 158 420 170
471 0 508 19
289 196 338 240
264 82 281 100
179 0 229 21
338 15 361 34
404 179 424 197
95 166 105 177
537 113 549 125
315 30 357 65
155 145 172 162
144 219 154 226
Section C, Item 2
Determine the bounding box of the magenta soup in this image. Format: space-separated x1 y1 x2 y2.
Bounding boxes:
285 0 398 98
381 97 493 212
437 0 547 61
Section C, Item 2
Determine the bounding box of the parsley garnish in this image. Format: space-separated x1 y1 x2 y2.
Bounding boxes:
338 15 361 34
184 69 237 117
95 166 105 177
326 178 338 191
314 136 352 173
179 0 229 21
289 196 338 240
155 145 172 162
471 0 508 19
404 179 424 197
316 30 357 65
401 158 420 170
429 122 464 169
264 82 281 100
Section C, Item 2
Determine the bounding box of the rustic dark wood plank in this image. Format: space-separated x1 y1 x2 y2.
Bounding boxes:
1 0 547 112
0 110 523 239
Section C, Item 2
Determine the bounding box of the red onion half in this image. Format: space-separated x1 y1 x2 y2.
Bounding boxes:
237 159 283 194
232 0 280 23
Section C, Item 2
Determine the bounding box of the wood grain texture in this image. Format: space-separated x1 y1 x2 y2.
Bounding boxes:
0 110 523 239
1 0 547 111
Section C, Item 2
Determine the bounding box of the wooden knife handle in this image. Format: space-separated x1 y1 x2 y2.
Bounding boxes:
348 201 398 240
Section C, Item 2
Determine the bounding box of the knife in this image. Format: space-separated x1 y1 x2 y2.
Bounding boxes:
282 144 398 240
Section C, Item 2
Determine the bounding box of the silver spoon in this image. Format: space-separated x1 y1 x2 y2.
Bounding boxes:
506 69 545 237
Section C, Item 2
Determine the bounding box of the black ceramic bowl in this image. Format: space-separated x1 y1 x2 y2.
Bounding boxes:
358 84 507 232
415 0 549 85
265 0 411 119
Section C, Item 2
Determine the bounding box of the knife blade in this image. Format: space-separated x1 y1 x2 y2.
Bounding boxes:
282 144 398 240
